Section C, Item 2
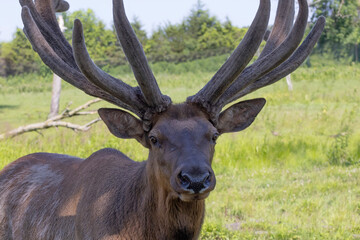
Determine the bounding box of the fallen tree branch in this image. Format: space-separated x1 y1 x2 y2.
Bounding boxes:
47 98 102 121
0 98 103 140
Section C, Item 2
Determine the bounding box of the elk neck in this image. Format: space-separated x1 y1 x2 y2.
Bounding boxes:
136 154 206 239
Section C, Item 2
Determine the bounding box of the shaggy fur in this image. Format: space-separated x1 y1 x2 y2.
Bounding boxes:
0 103 264 239
0 105 212 240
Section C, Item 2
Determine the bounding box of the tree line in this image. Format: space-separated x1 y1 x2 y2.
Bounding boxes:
0 2 246 77
1 0 359 77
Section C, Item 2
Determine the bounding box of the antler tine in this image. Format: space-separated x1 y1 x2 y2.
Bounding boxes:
52 0 70 12
187 0 271 109
113 0 171 112
72 19 147 113
215 0 309 109
228 17 326 101
21 7 84 89
21 5 145 117
35 0 70 19
259 0 295 59
20 0 75 67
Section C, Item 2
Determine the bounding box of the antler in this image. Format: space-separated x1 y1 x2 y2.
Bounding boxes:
20 0 171 120
20 0 324 130
188 0 325 120
187 0 271 109
112 0 171 111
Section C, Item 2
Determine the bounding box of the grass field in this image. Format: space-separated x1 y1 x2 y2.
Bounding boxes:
0 55 359 239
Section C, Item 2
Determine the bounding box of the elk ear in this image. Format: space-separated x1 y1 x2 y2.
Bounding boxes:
98 108 149 148
217 98 266 134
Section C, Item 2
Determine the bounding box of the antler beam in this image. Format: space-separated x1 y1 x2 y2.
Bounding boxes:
113 0 171 111
259 0 295 58
228 17 326 101
215 0 309 107
20 0 324 130
72 20 147 113
187 0 271 108
188 0 325 120
20 0 172 123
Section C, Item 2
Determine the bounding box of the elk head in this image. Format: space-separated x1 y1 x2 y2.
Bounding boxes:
20 0 325 202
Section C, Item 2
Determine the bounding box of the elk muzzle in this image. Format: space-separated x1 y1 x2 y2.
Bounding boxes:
178 171 212 194
172 164 216 202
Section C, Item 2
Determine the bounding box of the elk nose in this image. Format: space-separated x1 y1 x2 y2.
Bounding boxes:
178 171 212 194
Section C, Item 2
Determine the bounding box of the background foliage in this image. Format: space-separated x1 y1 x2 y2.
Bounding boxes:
0 3 247 76
310 0 360 61
2 0 360 76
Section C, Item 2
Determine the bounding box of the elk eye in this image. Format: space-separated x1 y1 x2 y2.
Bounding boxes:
149 136 158 144
212 133 219 143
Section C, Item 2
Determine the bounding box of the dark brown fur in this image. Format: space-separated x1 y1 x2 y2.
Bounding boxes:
0 97 266 240
0 104 215 240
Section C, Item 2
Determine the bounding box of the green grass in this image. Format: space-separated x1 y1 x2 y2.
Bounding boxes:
202 166 360 239
0 55 360 239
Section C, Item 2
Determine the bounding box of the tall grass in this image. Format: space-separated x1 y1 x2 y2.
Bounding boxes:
0 55 359 239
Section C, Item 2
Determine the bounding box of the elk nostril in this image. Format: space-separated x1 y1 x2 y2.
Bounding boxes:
203 172 211 185
178 172 191 187
178 171 213 194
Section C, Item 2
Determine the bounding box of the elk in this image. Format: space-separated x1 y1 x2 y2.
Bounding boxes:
0 0 324 239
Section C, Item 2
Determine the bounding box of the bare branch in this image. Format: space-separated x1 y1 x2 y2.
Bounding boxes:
0 99 103 140
74 111 98 115
67 98 102 116
47 98 101 122
337 0 345 16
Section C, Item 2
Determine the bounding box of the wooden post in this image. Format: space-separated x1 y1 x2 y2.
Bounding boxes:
48 15 67 119
286 74 293 91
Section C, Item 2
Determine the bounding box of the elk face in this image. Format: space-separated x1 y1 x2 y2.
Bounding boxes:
147 104 218 202
98 98 266 202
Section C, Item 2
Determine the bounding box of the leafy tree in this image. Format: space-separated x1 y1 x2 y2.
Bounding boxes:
0 44 6 77
0 28 44 75
310 0 360 61
197 19 245 52
146 1 247 62
146 26 172 62
184 0 218 39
